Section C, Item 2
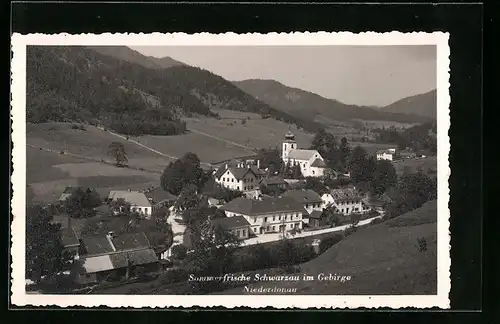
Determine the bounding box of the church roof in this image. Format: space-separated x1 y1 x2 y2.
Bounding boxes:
310 158 326 168
287 149 320 161
285 131 295 140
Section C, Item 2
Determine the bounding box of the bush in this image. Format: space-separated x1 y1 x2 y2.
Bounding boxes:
417 237 428 252
158 268 189 285
172 244 188 260
369 217 386 226
343 224 358 237
319 233 344 253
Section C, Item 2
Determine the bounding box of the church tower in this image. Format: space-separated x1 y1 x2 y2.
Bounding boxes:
282 130 297 161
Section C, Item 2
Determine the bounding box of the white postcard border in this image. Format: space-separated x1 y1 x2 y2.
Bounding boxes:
10 32 451 309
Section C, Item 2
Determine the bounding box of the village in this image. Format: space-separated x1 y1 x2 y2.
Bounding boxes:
25 125 437 295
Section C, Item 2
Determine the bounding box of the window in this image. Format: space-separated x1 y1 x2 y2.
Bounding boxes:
253 218 257 223
242 229 246 237
305 204 309 208
244 186 247 191
237 186 240 190
273 216 275 221
312 170 315 175
264 217 268 222
231 179 234 182
290 224 293 229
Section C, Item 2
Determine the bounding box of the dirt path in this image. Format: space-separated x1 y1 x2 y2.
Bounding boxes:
187 128 256 152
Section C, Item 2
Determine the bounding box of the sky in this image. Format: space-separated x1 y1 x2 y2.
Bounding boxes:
131 45 436 107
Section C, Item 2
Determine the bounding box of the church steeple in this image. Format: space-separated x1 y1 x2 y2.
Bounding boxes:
282 129 297 161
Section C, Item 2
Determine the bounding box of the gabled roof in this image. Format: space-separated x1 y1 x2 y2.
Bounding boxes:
287 149 320 161
308 210 324 219
210 216 251 230
310 158 326 168
283 189 323 204
108 190 151 207
61 227 80 247
82 236 115 256
79 248 158 274
327 188 362 202
376 150 394 155
221 197 304 216
214 166 257 180
144 187 177 205
111 232 151 251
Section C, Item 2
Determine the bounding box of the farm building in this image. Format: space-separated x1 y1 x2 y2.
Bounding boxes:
376 149 396 161
282 189 323 225
260 176 288 191
322 188 368 216
210 216 252 240
143 187 177 212
214 164 261 192
73 232 158 284
107 190 152 218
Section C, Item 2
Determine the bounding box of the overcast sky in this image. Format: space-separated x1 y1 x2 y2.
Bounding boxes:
131 45 436 107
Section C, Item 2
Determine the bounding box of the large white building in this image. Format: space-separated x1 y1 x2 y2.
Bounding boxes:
281 131 326 177
220 196 304 235
376 148 397 161
282 189 323 224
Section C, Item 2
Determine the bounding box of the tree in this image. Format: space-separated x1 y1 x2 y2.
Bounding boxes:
347 146 373 184
160 153 206 195
175 184 201 213
108 141 128 167
256 148 283 175
26 205 74 282
305 177 328 195
63 188 101 219
371 160 397 196
172 244 188 260
387 172 437 218
339 137 351 170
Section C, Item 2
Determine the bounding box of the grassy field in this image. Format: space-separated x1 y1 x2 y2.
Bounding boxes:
393 156 437 176
26 146 160 203
219 200 437 295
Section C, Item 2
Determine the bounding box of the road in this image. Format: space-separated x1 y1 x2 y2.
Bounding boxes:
241 214 383 247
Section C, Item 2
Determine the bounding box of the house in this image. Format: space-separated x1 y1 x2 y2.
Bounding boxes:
321 188 366 216
73 232 158 284
281 131 326 177
282 189 323 224
376 150 395 161
144 187 177 212
210 216 251 240
399 148 417 160
307 210 328 228
60 227 81 260
283 178 307 190
107 190 152 218
220 196 304 235
260 176 288 191
214 164 260 192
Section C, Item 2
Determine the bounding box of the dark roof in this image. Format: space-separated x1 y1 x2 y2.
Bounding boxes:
308 210 324 219
283 189 322 204
221 197 304 216
211 216 251 229
215 166 257 180
111 232 151 251
262 176 287 186
144 187 177 204
328 188 362 202
61 228 80 247
63 186 86 194
82 236 115 256
109 248 158 268
310 158 326 168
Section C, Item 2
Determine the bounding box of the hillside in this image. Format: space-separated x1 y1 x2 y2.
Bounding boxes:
87 46 185 69
233 79 432 125
380 89 437 119
218 200 437 295
27 45 322 135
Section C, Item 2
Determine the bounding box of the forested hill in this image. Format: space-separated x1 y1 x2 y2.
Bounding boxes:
380 89 437 119
233 79 432 124
27 46 322 135
87 46 185 69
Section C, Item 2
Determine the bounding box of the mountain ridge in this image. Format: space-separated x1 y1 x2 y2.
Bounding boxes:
380 89 437 119
233 79 433 125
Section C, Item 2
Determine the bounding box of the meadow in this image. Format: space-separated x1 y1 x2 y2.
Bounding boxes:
219 200 437 295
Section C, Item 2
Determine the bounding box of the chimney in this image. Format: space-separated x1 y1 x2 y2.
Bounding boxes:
128 188 131 192
257 160 260 169
225 164 228 169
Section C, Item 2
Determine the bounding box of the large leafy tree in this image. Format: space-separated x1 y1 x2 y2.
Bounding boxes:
63 188 101 219
347 146 369 183
26 205 74 282
371 160 398 196
160 152 207 196
108 141 128 167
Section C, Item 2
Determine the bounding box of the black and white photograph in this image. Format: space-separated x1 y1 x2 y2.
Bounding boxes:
11 32 450 308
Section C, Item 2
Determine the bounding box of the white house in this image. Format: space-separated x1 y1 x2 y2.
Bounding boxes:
220 196 304 236
321 187 367 216
281 131 326 177
107 190 152 218
376 148 397 161
214 164 260 192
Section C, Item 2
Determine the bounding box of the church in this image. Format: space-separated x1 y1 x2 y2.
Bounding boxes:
282 131 326 178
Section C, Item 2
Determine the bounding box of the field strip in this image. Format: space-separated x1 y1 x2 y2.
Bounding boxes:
26 144 162 174
187 127 257 152
95 127 214 168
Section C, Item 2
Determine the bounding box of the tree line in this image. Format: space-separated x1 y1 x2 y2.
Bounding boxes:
374 122 437 154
